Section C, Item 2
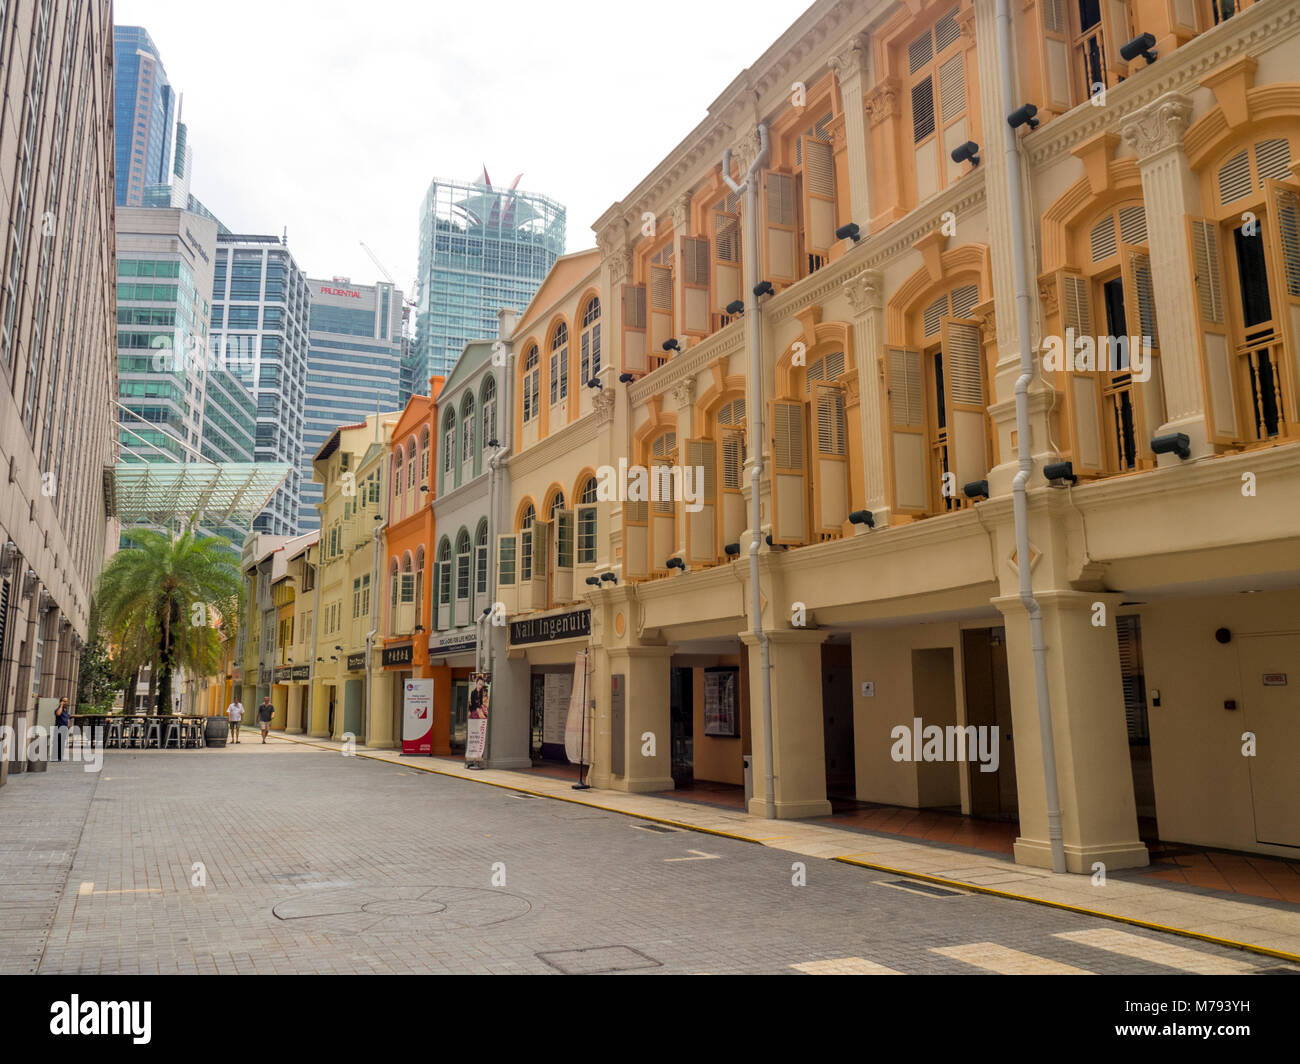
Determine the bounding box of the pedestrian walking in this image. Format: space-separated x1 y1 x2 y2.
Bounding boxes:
54 697 70 761
257 696 274 743
226 697 244 743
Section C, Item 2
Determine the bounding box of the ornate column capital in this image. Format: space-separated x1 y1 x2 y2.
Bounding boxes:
829 34 869 87
732 127 763 177
865 79 900 129
670 376 696 410
1120 92 1194 162
605 246 633 287
844 269 885 318
670 194 691 233
593 387 615 423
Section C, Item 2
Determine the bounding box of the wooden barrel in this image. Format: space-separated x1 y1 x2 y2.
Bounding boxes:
203 716 230 748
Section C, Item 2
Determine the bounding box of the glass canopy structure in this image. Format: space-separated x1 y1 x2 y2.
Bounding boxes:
107 461 291 529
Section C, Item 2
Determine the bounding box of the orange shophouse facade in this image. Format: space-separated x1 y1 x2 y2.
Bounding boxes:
380 377 450 753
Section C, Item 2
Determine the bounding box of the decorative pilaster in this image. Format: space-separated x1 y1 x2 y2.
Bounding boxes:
844 269 889 523
829 34 873 230
1120 92 1210 462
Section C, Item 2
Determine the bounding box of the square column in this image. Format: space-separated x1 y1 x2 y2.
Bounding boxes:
995 591 1148 872
605 645 674 793
742 629 832 819
307 679 330 738
1120 93 1210 461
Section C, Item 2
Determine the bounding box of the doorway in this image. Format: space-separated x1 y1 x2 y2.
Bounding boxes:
912 647 960 810
450 679 468 753
670 667 694 786
821 644 855 801
1238 634 1300 847
326 686 337 738
961 627 1018 820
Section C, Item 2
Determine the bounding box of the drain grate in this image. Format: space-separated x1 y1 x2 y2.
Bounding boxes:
632 823 677 834
878 878 965 898
536 945 662 975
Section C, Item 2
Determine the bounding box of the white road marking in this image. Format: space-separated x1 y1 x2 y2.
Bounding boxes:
933 942 1094 975
1053 929 1258 974
664 850 722 862
792 957 904 975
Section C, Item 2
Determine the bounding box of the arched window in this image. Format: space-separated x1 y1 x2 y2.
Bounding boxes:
474 519 489 599
389 558 399 632
580 298 601 385
442 411 455 476
577 475 598 566
522 345 539 423
481 376 497 445
414 545 425 623
461 393 474 466
435 536 452 628
455 528 471 610
549 491 566 520
393 449 403 507
520 503 536 582
406 439 417 490
549 322 568 406
419 428 430 489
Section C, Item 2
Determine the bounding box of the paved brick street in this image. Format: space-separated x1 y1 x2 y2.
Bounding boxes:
0 740 1293 976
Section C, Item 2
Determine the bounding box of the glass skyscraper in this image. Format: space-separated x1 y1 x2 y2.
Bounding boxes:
210 234 311 536
415 172 565 384
113 27 176 208
301 277 403 529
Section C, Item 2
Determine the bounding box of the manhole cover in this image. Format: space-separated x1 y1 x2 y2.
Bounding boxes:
361 899 448 917
537 945 661 975
272 885 530 936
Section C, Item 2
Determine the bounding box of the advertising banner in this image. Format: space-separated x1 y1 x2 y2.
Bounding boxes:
465 672 491 762
542 673 571 746
564 650 592 765
402 678 434 755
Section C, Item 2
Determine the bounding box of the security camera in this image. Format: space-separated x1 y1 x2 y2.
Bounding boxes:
848 510 875 528
835 222 862 243
1007 103 1039 130
725 299 745 316
618 372 636 383
662 338 680 353
753 280 774 298
950 141 980 167
1150 432 1190 459
1120 32 1157 65
1043 460 1077 485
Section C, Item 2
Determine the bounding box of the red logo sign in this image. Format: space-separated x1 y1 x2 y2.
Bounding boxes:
320 286 361 299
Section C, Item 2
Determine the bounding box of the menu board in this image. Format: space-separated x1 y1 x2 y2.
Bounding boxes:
542 672 572 746
703 667 740 738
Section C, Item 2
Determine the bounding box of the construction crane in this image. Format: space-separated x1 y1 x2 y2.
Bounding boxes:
360 241 417 310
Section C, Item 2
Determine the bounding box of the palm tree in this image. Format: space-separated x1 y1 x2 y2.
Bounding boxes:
95 529 242 716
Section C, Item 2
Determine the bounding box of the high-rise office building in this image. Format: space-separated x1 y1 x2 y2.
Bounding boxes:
113 26 176 208
210 234 311 536
115 207 217 466
300 277 403 530
0 0 117 781
415 171 564 380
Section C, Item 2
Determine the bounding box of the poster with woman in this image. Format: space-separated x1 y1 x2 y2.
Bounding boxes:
465 673 491 762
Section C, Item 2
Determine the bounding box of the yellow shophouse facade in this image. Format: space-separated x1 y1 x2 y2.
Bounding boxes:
494 0 1300 872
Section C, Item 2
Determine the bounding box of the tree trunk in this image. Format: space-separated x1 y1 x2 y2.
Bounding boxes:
157 600 173 716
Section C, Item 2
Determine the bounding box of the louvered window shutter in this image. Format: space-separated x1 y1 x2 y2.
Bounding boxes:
799 137 836 257
680 235 710 335
529 520 549 610
941 319 990 492
621 284 647 373
812 385 849 534
763 171 797 285
685 438 717 565
886 347 926 515
623 497 649 580
1264 181 1300 433
1054 269 1104 474
649 263 674 365
1038 0 1072 113
496 534 518 615
770 399 807 544
1120 248 1166 439
720 432 746 547
713 206 742 315
1187 218 1238 444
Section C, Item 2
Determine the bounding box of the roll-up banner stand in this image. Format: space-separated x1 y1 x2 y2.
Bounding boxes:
402 678 434 755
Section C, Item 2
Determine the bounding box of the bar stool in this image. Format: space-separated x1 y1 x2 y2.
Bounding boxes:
128 716 146 749
190 718 205 748
163 718 182 749
144 718 162 749
105 718 123 749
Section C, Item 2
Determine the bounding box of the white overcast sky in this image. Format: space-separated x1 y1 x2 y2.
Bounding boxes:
113 0 806 292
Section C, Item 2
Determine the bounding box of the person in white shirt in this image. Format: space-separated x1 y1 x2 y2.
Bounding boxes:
226 699 245 744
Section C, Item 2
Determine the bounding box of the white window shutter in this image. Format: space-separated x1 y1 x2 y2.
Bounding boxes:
685 438 716 564
763 171 797 285
770 399 807 544
886 347 926 514
941 318 990 492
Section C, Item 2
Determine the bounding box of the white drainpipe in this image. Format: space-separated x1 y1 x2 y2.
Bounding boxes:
997 0 1066 873
722 125 776 819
